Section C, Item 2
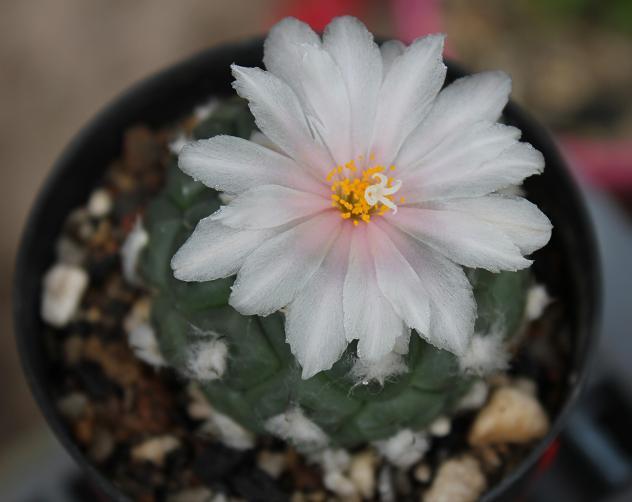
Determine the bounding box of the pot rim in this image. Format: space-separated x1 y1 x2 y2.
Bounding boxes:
13 37 601 502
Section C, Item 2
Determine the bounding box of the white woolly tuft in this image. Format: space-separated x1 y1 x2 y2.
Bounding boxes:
374 429 430 469
350 352 408 386
459 329 510 376
264 407 329 452
121 217 149 286
199 409 256 450
525 284 551 321
127 322 165 368
186 339 228 381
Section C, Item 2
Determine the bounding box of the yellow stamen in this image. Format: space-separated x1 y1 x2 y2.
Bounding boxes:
328 156 403 226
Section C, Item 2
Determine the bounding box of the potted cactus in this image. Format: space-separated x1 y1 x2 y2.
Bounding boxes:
15 16 599 502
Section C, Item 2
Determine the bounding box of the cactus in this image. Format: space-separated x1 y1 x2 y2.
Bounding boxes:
139 98 530 448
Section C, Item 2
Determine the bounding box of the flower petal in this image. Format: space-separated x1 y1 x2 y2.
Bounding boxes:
431 195 552 255
402 141 545 202
323 16 383 159
400 122 522 203
371 34 446 165
298 44 353 167
229 212 342 316
286 226 352 378
179 135 326 195
211 184 328 230
396 71 512 171
377 221 475 355
231 65 333 170
380 39 405 77
171 218 276 281
390 206 532 272
343 225 406 361
367 224 431 336
263 17 321 96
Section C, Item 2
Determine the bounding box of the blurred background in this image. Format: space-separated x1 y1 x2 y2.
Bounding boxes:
1 0 631 500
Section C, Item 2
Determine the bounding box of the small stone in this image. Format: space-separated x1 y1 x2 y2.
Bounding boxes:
525 284 551 320
424 455 486 502
413 463 432 483
123 296 151 332
193 443 247 485
468 386 549 447
377 466 395 502
477 446 502 471
198 407 255 451
41 264 89 328
63 335 84 366
455 380 489 413
56 237 86 266
131 436 181 466
349 450 377 499
512 377 537 396
316 448 351 474
120 218 148 286
395 468 412 496
323 471 358 499
87 189 113 218
88 427 114 463
257 451 287 479
428 416 451 437
166 487 214 502
127 322 165 368
57 392 88 420
374 429 430 470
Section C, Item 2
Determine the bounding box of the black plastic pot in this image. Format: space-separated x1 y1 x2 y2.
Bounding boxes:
14 38 600 501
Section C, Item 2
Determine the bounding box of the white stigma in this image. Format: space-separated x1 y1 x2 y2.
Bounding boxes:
364 173 402 214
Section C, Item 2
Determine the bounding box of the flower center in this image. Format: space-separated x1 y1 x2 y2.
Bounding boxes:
326 158 404 226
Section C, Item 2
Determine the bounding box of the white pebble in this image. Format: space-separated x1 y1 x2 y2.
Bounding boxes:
199 409 255 451
424 455 486 502
257 451 287 479
131 436 180 466
323 471 358 499
127 322 165 368
525 284 551 320
41 263 88 327
87 189 112 218
349 450 377 499
428 416 451 437
455 380 489 412
57 392 88 419
120 218 148 286
374 429 430 470
468 386 549 446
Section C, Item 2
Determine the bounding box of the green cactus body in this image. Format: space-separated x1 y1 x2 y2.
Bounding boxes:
139 98 530 448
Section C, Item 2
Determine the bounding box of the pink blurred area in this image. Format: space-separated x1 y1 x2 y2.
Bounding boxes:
1 0 630 494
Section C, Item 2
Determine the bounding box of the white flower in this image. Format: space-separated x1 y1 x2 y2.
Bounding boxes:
172 16 552 378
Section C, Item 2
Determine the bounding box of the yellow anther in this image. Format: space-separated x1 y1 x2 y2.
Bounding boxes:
328 160 402 226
